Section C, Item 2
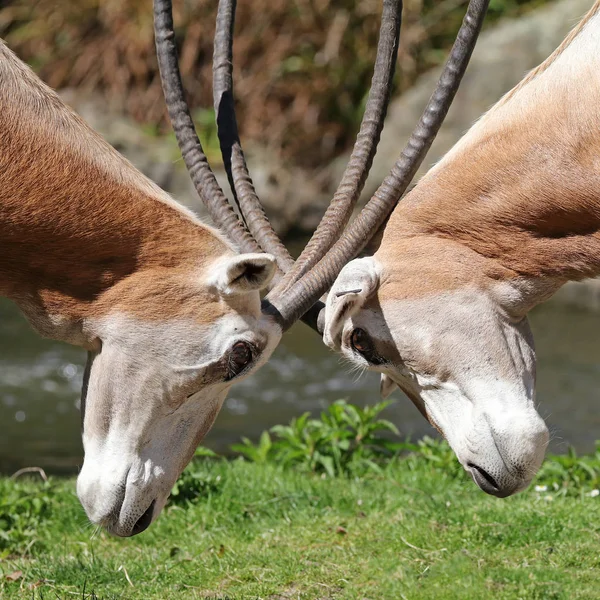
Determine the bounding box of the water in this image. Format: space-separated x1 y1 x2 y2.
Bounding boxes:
0 297 599 474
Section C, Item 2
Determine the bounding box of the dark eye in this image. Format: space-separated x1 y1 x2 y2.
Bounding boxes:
226 341 253 380
351 328 372 354
350 328 385 365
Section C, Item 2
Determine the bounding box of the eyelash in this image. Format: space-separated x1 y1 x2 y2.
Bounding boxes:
349 328 387 366
362 351 387 366
185 341 258 399
225 341 256 381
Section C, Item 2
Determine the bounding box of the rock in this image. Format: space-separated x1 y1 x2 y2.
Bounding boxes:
342 0 593 201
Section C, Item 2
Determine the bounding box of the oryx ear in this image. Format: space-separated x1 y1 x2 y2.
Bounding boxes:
380 374 398 399
208 253 276 296
323 257 380 348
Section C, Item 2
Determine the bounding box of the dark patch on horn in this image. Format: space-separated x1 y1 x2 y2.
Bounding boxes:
335 288 362 297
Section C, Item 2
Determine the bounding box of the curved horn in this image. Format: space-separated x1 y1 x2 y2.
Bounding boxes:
265 0 490 332
153 0 259 254
274 0 402 294
213 0 295 273
155 0 402 319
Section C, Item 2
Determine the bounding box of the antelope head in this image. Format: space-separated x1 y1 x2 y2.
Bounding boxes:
324 242 549 498
320 0 600 496
77 250 279 536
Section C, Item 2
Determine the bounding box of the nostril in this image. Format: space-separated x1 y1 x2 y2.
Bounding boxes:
467 462 499 491
131 500 155 536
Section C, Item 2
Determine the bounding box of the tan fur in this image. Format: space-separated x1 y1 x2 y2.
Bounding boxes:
496 0 600 110
376 236 512 299
380 0 600 288
0 40 233 335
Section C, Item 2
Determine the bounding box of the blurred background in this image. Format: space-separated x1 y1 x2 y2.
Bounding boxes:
1 0 599 474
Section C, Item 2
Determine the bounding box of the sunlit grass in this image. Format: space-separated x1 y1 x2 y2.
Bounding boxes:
1 440 599 599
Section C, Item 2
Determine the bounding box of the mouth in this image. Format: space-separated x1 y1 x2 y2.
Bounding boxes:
105 498 157 537
131 499 156 536
467 463 516 498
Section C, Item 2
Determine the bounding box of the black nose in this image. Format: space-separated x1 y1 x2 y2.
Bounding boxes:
131 500 156 536
467 463 514 498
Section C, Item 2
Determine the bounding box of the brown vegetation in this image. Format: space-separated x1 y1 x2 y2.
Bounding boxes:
0 0 548 167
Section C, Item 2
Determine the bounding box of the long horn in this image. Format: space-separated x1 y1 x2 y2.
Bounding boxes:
155 0 402 313
274 0 402 294
265 0 490 332
153 0 259 254
213 0 295 273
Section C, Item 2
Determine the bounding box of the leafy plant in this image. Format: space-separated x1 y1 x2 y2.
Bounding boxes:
535 442 600 495
231 431 273 465
0 478 57 553
169 447 222 506
398 435 463 478
232 399 401 477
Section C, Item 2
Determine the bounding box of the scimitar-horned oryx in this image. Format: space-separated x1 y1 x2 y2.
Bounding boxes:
325 0 600 499
0 0 487 535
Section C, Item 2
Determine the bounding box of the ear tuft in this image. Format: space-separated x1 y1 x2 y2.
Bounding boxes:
323 257 380 349
380 374 398 399
208 253 276 296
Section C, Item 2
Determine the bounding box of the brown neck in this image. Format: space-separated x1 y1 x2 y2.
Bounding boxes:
382 13 600 299
388 136 600 284
0 149 217 320
0 41 227 329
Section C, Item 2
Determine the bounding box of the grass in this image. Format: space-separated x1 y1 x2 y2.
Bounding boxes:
1 438 600 599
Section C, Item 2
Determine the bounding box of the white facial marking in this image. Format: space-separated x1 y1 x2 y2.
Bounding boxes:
326 261 549 497
77 308 281 536
378 289 547 495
